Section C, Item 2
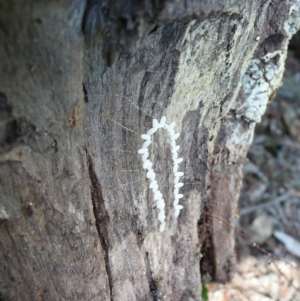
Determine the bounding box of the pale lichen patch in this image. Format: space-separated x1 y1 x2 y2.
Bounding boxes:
283 0 300 38
0 207 9 220
165 12 258 158
236 49 286 123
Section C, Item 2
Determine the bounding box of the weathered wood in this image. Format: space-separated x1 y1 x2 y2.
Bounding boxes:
0 0 299 300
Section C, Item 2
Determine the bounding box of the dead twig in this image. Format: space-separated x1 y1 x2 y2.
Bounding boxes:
239 190 296 216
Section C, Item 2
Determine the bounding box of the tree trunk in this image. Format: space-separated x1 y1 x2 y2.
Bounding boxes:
0 1 299 300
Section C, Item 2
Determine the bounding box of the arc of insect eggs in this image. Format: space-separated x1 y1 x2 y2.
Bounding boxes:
137 116 184 232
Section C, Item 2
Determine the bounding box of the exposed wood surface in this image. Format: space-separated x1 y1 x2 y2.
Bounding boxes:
0 0 299 300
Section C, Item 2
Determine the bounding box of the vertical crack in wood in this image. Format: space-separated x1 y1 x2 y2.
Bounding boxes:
145 252 159 301
82 82 89 103
86 150 113 301
199 207 215 283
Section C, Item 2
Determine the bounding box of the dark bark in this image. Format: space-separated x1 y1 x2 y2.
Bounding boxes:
0 0 299 300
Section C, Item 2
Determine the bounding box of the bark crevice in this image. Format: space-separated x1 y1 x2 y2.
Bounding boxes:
86 150 113 301
145 251 159 301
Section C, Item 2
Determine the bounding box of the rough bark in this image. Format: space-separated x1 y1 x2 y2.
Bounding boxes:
0 1 299 300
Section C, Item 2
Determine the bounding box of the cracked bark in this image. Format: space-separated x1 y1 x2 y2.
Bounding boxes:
87 151 113 300
0 0 299 300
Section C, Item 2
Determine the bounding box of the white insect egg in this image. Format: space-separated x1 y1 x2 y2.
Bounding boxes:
175 171 184 177
157 198 164 205
147 128 157 136
142 151 149 162
154 191 161 200
153 119 159 129
173 132 180 140
173 199 179 206
144 166 155 179
175 158 183 164
149 173 156 181
149 180 158 189
143 160 151 169
172 145 180 152
174 209 180 218
169 122 176 130
147 169 154 179
159 222 166 232
158 215 165 223
138 148 148 154
147 162 153 170
156 198 163 207
158 211 165 222
157 200 165 210
173 164 179 173
175 183 184 188
160 116 166 127
174 187 179 196
176 205 183 210
172 152 178 161
146 170 153 179
151 185 158 193
171 140 176 148
143 140 151 148
141 134 151 140
158 204 165 211
177 194 183 199
174 176 179 184
169 129 176 138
